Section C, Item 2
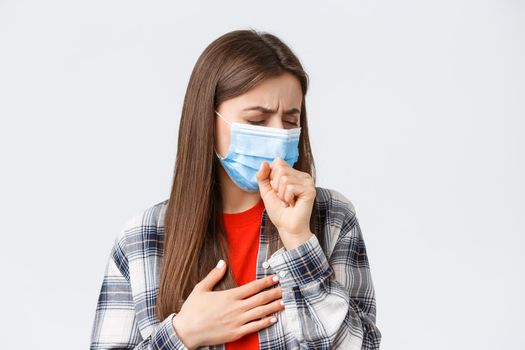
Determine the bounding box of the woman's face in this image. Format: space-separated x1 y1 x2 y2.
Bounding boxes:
214 72 303 158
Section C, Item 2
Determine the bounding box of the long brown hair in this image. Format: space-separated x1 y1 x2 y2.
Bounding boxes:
156 29 321 320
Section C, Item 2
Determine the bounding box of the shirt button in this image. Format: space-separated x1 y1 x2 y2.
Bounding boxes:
278 270 287 278
262 261 270 269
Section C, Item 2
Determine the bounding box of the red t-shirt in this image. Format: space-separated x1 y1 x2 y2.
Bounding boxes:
222 198 265 350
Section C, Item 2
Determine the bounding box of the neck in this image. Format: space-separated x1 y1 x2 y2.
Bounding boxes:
217 165 262 214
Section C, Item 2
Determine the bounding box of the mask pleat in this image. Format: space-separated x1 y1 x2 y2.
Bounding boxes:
216 121 301 192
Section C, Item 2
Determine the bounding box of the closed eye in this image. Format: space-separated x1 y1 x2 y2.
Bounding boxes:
247 120 299 126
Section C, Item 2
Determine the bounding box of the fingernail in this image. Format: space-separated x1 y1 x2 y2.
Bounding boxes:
272 275 279 282
281 201 286 207
280 300 284 306
216 259 225 268
270 317 277 323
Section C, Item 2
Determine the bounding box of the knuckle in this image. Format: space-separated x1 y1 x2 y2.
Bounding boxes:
257 318 268 328
255 306 267 319
261 291 273 304
258 292 271 305
265 290 277 303
254 292 268 305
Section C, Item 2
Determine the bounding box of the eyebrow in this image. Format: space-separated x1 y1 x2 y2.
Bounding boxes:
242 106 301 115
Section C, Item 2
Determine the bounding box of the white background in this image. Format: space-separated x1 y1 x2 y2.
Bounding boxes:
1 0 524 349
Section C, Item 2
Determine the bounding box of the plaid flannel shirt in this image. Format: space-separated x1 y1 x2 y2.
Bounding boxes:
90 186 381 349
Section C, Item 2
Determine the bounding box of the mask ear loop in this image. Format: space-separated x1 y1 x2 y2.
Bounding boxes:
214 110 231 159
215 110 232 125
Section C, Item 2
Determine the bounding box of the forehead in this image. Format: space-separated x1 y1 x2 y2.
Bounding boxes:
230 73 303 110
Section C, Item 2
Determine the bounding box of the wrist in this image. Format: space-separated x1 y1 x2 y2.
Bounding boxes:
172 314 199 350
279 231 314 250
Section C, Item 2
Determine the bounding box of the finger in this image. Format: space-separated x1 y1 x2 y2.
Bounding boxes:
238 314 279 337
270 161 307 195
256 163 285 209
269 158 292 191
283 183 299 207
255 162 273 198
279 175 306 206
241 286 282 310
271 156 289 169
233 274 279 299
276 175 298 204
195 259 227 292
240 298 285 324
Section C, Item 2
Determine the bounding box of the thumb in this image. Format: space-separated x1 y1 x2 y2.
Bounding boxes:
256 161 272 197
196 259 227 292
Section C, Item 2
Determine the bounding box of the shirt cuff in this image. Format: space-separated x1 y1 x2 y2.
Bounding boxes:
267 233 332 288
152 312 189 350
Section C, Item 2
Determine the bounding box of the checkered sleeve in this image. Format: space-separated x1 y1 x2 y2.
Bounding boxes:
90 232 189 350
267 200 381 349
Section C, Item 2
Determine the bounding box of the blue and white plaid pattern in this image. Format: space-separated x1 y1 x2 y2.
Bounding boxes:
90 186 382 349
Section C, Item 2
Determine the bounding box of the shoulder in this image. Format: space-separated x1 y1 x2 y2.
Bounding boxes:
314 186 359 243
315 185 356 217
113 198 169 262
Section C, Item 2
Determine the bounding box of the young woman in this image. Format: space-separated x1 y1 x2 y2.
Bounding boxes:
90 29 381 350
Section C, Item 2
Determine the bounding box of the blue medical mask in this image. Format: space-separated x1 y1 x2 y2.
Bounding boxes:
214 110 301 192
